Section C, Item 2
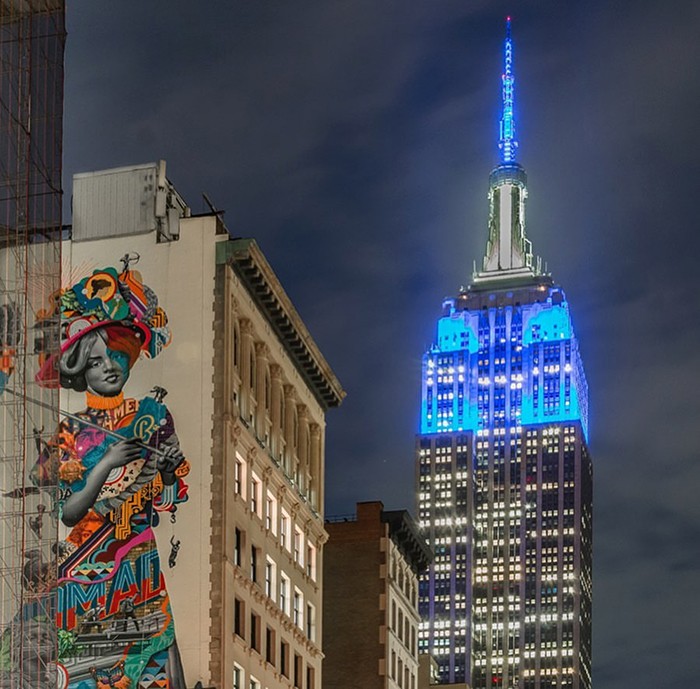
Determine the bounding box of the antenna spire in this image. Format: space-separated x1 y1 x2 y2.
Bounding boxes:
499 16 518 164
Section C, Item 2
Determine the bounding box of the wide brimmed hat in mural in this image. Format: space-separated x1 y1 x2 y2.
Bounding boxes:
36 264 171 387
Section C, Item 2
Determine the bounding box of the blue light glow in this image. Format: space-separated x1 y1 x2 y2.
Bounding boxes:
523 304 573 345
420 288 589 440
498 17 518 164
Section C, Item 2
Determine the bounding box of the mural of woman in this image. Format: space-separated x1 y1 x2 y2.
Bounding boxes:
31 263 189 689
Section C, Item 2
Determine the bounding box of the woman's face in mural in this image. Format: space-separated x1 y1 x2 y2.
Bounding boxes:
84 334 130 397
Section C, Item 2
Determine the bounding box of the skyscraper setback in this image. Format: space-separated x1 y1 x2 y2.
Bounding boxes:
417 19 592 689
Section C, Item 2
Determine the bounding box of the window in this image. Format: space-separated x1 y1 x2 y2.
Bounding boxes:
293 588 303 628
234 528 243 567
280 639 290 677
266 491 277 533
249 677 260 689
250 611 261 652
306 665 315 689
266 626 276 665
234 598 245 637
251 473 261 516
233 322 240 367
294 653 303 689
234 456 246 498
306 542 316 580
280 573 290 615
306 602 316 642
250 545 259 583
233 664 244 689
294 527 304 566
281 510 290 551
265 557 276 599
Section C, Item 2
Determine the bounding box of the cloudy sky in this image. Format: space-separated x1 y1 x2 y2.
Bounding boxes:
63 1 699 687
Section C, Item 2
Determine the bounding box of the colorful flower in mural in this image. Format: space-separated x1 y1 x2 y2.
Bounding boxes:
16 260 189 689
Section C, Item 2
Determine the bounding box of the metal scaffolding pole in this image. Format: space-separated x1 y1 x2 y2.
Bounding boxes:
0 1 64 686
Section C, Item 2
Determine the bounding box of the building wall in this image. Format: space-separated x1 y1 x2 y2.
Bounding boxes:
217 259 328 689
324 506 384 689
324 502 423 689
386 538 420 689
61 214 222 684
34 164 340 689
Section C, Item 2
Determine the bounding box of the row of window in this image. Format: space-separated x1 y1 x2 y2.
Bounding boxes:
234 456 318 580
234 597 316 666
233 650 315 689
234 530 316 640
390 600 417 655
389 652 416 689
231 318 320 508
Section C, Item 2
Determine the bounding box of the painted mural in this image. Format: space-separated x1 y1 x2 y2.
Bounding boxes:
2 257 189 689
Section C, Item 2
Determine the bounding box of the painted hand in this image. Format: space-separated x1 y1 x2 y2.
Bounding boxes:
103 438 142 470
157 445 185 485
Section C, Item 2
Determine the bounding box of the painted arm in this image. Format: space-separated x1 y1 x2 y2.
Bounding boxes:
61 438 142 527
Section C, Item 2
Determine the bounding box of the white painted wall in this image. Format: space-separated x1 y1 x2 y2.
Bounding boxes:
63 215 223 685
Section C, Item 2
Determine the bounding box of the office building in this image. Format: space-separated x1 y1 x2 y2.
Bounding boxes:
417 20 593 689
323 502 431 689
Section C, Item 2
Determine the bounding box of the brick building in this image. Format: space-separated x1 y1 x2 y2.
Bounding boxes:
323 502 431 689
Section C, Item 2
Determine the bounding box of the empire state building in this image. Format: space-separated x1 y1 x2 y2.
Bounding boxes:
416 19 593 689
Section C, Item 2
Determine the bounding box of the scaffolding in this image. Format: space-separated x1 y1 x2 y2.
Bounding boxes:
0 1 65 687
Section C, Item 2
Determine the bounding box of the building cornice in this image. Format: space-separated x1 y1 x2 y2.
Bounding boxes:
218 238 345 411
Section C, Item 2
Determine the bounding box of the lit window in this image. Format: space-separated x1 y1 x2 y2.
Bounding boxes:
234 455 246 499
280 509 291 551
293 588 303 628
280 573 290 615
306 542 317 580
294 527 304 567
266 491 277 533
251 472 261 517
265 557 276 599
233 664 244 689
306 602 316 641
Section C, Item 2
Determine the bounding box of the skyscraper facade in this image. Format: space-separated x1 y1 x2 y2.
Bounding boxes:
417 20 592 689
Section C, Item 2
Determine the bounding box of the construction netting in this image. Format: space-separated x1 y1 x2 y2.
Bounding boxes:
0 1 65 687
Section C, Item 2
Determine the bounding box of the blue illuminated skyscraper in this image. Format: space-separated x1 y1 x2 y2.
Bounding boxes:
416 19 593 689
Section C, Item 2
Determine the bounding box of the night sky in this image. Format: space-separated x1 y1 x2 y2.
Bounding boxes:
63 2 700 687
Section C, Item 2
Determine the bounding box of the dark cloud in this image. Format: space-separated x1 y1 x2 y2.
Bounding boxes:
64 1 700 687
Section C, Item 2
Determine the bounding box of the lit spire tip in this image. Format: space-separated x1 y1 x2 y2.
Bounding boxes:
498 16 518 164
